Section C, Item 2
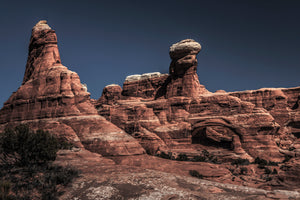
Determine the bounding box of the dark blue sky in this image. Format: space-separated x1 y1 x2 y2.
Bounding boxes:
0 0 300 107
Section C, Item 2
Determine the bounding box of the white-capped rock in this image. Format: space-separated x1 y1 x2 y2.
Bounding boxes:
169 39 201 59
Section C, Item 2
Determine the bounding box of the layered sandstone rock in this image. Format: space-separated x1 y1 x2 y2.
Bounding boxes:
167 39 210 98
230 87 300 151
94 38 300 190
1 21 300 192
0 21 145 156
122 72 169 99
96 39 300 163
97 84 122 105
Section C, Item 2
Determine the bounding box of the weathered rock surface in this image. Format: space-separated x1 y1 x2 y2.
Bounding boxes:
167 39 210 98
97 84 122 105
55 151 300 200
96 39 300 190
96 39 289 161
122 72 169 99
0 21 145 156
1 21 300 196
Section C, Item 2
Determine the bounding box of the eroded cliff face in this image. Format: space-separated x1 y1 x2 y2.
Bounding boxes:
1 21 300 193
96 39 295 162
95 39 300 189
0 21 145 156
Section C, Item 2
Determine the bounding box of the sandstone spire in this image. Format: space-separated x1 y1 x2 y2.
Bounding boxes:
0 20 95 122
166 39 210 98
0 21 145 156
23 20 61 84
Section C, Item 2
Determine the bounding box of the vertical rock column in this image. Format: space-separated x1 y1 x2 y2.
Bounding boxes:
166 39 209 98
23 20 61 84
0 21 146 156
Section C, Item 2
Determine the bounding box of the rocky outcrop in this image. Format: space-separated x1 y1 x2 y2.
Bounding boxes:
96 39 300 164
230 87 300 150
166 39 210 98
0 21 145 156
56 152 300 200
122 72 169 99
93 38 300 190
1 21 300 192
97 84 122 105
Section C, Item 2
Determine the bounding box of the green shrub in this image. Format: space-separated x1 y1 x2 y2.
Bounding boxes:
189 170 203 179
264 176 272 181
254 157 268 165
0 125 80 200
210 157 219 164
0 180 12 200
253 157 279 168
176 154 188 161
192 156 206 162
157 152 172 160
1 125 59 166
44 165 79 186
283 155 292 163
272 168 278 174
202 150 209 157
254 157 268 168
267 161 278 166
192 150 219 164
240 167 248 175
289 147 295 151
57 139 74 150
264 167 272 174
0 163 80 200
231 158 250 166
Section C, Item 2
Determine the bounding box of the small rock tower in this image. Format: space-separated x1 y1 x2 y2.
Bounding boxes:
166 39 210 98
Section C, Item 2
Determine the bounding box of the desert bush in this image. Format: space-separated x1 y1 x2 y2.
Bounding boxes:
264 176 272 182
283 155 292 163
253 157 279 166
176 154 188 161
264 167 272 174
189 170 203 179
289 146 295 151
44 165 79 186
267 161 278 166
1 125 59 166
202 150 209 157
0 163 79 200
240 167 248 175
0 180 15 200
192 155 206 162
0 125 80 200
56 139 74 150
231 158 250 166
192 150 219 164
272 168 278 174
210 157 219 164
157 152 172 160
157 149 220 164
254 157 268 165
254 157 268 168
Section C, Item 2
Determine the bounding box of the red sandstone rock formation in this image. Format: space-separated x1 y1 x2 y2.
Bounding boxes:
96 39 296 163
1 21 300 192
167 39 210 98
95 38 300 189
0 21 145 156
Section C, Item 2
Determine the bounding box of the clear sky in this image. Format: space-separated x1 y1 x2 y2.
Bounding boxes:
0 0 299 107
